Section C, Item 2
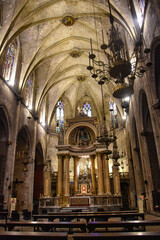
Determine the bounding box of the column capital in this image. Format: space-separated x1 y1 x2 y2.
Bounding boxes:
57 153 63 158
96 152 102 157
64 154 70 160
89 154 96 159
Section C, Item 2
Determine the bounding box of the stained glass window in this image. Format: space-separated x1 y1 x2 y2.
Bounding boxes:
24 74 33 109
109 98 118 128
82 102 92 117
3 39 18 85
56 101 64 133
137 0 145 27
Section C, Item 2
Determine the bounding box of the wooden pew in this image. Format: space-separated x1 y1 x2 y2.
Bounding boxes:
1 221 86 232
0 211 8 223
87 219 160 232
32 212 145 223
73 232 160 240
47 210 138 215
0 231 68 239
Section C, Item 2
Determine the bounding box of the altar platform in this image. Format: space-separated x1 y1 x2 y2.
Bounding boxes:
38 195 122 213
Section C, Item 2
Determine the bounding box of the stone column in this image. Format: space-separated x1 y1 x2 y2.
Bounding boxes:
74 156 79 194
64 154 70 196
57 154 63 196
112 161 121 195
102 154 111 195
44 172 51 197
44 156 52 197
96 152 104 195
90 155 96 194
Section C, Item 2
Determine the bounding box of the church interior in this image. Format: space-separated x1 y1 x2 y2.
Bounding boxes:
0 0 160 238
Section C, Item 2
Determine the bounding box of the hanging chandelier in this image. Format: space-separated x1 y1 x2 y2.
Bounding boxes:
95 80 115 153
87 0 152 99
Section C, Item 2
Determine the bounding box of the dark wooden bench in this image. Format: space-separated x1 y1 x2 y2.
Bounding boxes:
0 231 68 239
87 220 160 232
47 210 138 215
73 232 160 239
1 221 86 232
32 212 145 223
0 211 8 223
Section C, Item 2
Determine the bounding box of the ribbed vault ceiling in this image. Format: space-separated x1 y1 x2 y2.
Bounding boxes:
0 0 136 125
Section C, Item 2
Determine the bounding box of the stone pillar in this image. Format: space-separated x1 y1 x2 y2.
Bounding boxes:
90 155 96 194
112 161 121 195
44 172 51 197
57 154 63 196
74 156 79 194
64 154 70 196
44 156 52 197
102 154 111 195
96 152 104 195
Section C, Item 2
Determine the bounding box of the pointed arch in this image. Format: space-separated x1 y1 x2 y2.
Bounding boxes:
0 106 10 194
140 90 160 210
33 142 44 211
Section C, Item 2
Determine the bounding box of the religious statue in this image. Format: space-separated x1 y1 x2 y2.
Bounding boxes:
79 129 88 147
77 106 87 116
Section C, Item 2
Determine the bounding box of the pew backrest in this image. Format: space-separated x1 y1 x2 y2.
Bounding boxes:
73 232 160 240
0 231 68 239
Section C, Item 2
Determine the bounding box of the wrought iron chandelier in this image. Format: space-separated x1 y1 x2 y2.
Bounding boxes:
87 0 152 99
95 80 115 153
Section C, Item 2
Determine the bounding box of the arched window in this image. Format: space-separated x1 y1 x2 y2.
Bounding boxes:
82 102 92 117
3 39 18 86
24 74 33 109
40 101 46 126
109 98 118 128
56 100 64 133
137 0 145 27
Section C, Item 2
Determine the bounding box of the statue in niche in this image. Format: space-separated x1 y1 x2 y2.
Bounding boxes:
77 106 87 116
79 129 88 147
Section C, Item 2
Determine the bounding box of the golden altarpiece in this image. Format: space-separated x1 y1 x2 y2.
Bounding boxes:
39 114 123 212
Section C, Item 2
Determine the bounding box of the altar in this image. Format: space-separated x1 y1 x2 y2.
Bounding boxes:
70 196 91 207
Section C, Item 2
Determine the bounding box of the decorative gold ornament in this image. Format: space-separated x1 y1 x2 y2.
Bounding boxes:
70 49 81 58
62 15 75 26
112 83 134 99
77 75 86 82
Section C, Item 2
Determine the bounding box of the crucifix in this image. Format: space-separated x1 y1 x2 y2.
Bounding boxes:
12 178 23 197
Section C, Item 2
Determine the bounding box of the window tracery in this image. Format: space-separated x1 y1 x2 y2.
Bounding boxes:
137 0 145 27
109 98 118 128
24 74 33 109
3 39 18 86
56 100 64 133
82 102 92 117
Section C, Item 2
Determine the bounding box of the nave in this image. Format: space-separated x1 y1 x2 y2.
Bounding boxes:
0 1 160 239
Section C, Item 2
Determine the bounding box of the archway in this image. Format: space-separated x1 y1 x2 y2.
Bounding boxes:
33 142 44 212
141 92 160 211
0 108 9 202
12 127 30 212
121 182 130 210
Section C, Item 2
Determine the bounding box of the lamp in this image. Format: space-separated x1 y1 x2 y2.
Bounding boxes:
95 80 115 153
87 0 152 99
121 96 130 109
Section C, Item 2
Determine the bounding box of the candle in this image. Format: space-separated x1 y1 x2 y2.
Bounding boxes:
102 29 104 44
90 38 93 53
